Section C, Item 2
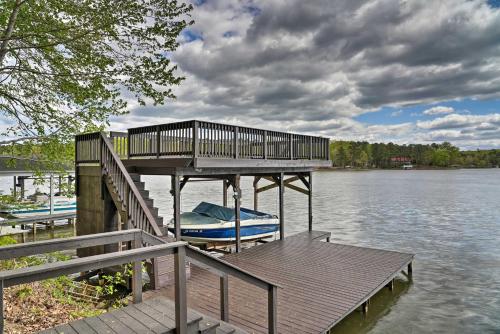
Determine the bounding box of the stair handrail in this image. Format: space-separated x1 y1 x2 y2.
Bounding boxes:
100 132 163 236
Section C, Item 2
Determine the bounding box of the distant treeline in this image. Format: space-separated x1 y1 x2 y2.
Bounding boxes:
330 141 500 168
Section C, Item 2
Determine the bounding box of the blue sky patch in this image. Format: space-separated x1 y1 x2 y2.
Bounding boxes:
355 98 500 125
488 0 500 8
182 29 203 42
223 31 236 38
194 0 207 6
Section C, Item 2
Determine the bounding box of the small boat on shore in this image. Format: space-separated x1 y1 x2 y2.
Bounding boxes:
0 196 76 218
167 202 279 244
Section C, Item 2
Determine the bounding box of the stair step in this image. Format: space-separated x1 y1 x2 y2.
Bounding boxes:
147 206 159 216
144 198 154 206
139 189 150 198
129 173 141 182
198 319 220 334
134 181 145 190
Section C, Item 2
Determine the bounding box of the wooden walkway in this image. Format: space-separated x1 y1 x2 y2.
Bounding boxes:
148 231 414 334
38 296 248 334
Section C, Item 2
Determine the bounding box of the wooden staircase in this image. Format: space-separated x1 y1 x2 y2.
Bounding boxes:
38 296 249 334
128 172 166 234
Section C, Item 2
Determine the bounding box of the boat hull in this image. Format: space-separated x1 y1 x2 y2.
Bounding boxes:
167 219 279 243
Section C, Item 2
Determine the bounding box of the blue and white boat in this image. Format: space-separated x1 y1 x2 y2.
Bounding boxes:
0 196 76 218
167 202 279 243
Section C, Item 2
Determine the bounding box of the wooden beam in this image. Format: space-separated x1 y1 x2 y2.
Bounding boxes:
277 173 284 240
132 232 142 304
0 229 139 260
0 242 186 287
220 275 229 322
179 176 190 192
223 179 228 207
234 175 241 252
308 171 313 231
257 175 309 195
172 175 181 240
253 176 260 211
174 246 188 334
298 174 310 189
268 285 278 334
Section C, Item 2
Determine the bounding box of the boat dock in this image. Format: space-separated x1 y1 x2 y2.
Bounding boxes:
147 231 413 333
0 120 416 333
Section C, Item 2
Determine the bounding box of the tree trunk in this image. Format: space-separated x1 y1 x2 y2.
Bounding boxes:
0 0 24 65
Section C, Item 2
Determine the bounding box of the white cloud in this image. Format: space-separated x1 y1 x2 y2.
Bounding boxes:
111 0 500 149
422 106 455 115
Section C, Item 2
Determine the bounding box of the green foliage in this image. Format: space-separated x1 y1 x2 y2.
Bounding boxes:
0 0 193 168
0 235 17 246
330 141 500 168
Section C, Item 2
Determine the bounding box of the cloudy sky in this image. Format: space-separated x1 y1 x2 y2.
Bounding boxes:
111 0 500 150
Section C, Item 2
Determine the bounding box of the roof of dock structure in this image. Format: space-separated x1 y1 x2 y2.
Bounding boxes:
148 231 414 334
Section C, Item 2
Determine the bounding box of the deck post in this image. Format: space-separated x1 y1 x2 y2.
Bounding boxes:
278 173 284 240
132 232 143 304
174 246 188 334
220 275 229 322
172 175 182 240
308 171 313 231
268 285 278 334
223 179 228 207
19 177 25 199
12 175 16 198
253 176 260 211
234 174 241 253
0 279 3 334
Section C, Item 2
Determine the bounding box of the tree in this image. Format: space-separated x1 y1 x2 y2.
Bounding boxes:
0 0 193 167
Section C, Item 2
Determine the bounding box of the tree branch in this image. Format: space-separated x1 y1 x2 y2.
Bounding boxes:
0 0 27 65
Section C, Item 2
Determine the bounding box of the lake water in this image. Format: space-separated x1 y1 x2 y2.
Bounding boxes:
1 169 500 333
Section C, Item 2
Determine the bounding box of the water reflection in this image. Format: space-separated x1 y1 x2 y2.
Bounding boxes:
2 169 500 333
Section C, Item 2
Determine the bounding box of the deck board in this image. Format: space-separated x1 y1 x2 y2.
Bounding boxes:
146 231 413 334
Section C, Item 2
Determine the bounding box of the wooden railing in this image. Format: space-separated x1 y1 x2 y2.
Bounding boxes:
75 132 101 163
0 230 188 334
100 133 163 236
186 246 280 333
75 132 162 236
127 120 330 161
109 131 128 159
0 230 280 334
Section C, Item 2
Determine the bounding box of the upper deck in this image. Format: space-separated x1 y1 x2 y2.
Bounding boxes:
76 120 331 174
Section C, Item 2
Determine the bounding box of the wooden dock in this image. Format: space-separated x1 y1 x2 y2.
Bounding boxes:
147 231 414 334
38 297 247 334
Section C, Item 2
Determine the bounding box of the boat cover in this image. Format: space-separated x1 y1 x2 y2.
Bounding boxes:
192 202 273 222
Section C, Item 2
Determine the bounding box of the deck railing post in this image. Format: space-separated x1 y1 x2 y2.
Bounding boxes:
156 125 161 158
193 121 199 160
263 130 268 159
132 231 143 304
289 134 293 160
174 246 188 334
268 284 278 334
220 274 229 322
233 126 239 159
309 137 313 160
